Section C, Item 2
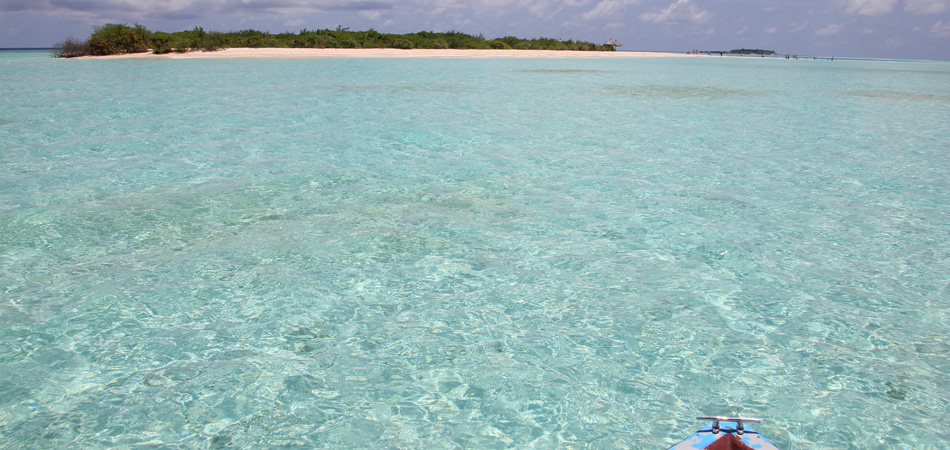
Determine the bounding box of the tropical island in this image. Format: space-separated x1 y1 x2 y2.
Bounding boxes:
728 49 777 55
693 48 777 56
53 23 616 58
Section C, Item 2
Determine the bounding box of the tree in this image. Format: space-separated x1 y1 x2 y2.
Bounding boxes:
87 23 148 55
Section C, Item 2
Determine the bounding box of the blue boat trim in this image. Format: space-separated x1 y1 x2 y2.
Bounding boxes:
697 427 761 435
669 418 781 450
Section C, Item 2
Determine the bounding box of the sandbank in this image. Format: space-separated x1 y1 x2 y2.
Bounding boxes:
85 47 697 60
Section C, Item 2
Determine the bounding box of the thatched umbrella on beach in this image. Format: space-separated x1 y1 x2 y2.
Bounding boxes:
604 39 622 48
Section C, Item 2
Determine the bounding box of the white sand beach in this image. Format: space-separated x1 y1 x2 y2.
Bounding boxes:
85 47 698 60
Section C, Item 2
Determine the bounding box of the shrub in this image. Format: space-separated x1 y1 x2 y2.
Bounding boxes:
336 37 359 48
260 34 287 48
87 23 148 55
308 35 336 48
132 23 151 44
200 31 226 51
150 32 172 53
392 39 414 49
499 36 520 48
51 37 91 58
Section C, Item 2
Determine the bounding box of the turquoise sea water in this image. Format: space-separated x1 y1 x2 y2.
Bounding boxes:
1 50 949 449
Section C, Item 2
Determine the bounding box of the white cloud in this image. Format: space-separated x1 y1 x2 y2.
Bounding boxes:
904 0 950 14
1 0 396 20
885 37 905 46
582 0 639 20
639 0 712 24
735 25 749 34
529 0 561 19
3 0 608 26
583 0 619 20
840 0 898 15
930 20 950 36
763 26 777 34
360 10 383 20
790 21 809 33
816 23 842 35
421 0 583 20
838 0 948 15
430 0 564 12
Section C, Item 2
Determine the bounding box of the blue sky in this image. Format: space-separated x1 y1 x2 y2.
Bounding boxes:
1 0 948 59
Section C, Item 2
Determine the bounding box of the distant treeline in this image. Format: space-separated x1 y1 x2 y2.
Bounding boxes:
728 49 776 55
52 23 614 57
693 48 778 56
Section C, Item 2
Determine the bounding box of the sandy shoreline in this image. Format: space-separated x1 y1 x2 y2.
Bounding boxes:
84 47 697 60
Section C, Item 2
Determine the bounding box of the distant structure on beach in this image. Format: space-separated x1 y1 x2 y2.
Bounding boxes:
604 39 622 49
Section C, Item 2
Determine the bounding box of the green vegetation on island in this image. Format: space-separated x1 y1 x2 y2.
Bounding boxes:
728 49 777 55
690 48 778 56
52 23 615 58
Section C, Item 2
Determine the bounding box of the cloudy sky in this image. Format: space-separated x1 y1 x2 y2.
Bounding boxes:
2 0 948 60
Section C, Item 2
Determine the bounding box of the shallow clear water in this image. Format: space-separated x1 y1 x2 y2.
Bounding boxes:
1 50 949 449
